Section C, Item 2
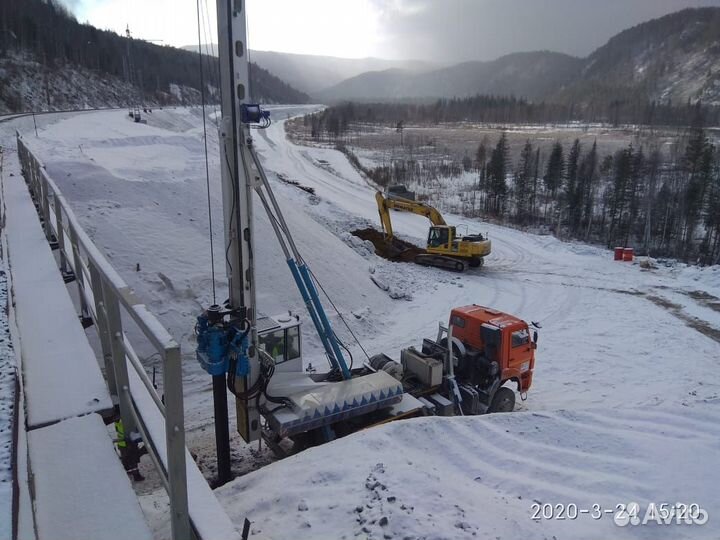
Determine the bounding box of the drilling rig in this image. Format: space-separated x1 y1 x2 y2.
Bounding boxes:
195 0 537 475
195 0 408 474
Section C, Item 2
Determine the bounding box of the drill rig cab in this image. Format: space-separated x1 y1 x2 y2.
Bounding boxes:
256 314 302 373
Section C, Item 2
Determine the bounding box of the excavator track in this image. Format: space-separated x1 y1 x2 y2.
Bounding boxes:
414 254 466 272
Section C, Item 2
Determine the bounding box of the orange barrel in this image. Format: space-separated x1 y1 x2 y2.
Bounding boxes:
614 247 624 261
623 247 634 262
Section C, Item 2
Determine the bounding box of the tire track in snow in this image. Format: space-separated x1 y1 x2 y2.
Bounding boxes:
389 418 654 504
449 420 645 492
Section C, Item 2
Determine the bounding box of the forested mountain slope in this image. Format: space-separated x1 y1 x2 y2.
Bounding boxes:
0 0 309 113
317 8 720 107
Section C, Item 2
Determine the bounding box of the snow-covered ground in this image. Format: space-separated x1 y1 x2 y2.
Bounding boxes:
219 405 720 540
5 107 720 539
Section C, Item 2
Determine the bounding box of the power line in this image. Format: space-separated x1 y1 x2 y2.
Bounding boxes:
197 0 217 304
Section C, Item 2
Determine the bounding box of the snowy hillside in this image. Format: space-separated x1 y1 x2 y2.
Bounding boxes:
567 7 720 106
0 53 149 114
10 107 720 539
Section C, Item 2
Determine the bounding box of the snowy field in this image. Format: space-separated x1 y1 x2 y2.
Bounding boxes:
4 107 720 539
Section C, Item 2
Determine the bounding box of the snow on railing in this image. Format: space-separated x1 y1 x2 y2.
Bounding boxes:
16 134 194 540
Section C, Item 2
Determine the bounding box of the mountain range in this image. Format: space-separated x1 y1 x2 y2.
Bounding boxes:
3 3 719 113
182 47 438 96
247 7 720 106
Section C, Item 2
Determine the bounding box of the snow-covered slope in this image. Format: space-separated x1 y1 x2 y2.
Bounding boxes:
218 405 720 539
7 107 720 539
0 53 159 114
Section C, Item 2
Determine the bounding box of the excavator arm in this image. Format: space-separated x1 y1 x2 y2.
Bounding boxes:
375 191 447 240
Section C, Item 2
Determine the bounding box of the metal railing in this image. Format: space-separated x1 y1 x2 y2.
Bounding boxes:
16 134 192 540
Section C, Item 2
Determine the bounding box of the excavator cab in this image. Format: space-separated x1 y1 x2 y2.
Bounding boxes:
428 226 451 248
428 225 468 250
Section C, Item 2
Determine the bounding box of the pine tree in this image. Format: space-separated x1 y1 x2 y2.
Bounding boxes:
607 145 634 247
544 141 565 199
531 147 541 224
681 126 714 258
474 137 489 215
543 141 565 223
579 140 598 239
487 133 509 215
704 156 720 263
565 139 582 233
625 146 645 247
514 140 534 224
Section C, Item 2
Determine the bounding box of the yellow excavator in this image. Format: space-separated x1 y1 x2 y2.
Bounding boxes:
375 192 491 272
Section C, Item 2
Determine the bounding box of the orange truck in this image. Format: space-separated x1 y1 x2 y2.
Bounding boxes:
400 304 537 414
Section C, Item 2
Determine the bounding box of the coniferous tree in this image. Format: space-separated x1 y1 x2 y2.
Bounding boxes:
543 141 565 222
704 156 720 263
681 126 714 257
578 140 598 238
514 140 534 224
474 137 489 214
565 139 582 232
487 133 509 215
607 145 634 247
544 142 565 199
530 147 541 224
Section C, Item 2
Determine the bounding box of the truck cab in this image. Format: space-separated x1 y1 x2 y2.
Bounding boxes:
449 305 535 392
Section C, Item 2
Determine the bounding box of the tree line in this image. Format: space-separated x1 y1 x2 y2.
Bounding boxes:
470 127 719 264
326 125 719 264
307 96 720 134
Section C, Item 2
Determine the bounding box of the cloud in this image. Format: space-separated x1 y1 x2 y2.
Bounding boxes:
368 0 720 62
53 0 720 62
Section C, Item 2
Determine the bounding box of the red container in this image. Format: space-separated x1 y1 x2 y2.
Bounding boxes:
614 247 624 261
623 247 634 262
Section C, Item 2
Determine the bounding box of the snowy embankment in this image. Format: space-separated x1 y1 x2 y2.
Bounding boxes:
8 107 720 539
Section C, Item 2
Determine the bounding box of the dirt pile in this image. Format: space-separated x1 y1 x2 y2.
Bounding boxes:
352 228 426 262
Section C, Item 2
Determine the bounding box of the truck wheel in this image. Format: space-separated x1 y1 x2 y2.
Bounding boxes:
489 387 515 413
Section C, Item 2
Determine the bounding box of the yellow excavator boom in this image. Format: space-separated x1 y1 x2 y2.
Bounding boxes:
375 191 446 240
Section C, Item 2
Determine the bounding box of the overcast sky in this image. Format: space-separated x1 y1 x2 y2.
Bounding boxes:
61 0 720 62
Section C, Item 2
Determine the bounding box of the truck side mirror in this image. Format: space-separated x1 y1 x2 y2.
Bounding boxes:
533 331 538 344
